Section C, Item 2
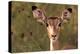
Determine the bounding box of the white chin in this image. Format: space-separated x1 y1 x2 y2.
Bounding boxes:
50 38 57 42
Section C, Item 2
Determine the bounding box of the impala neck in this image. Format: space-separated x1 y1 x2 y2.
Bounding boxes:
50 38 54 51
50 38 59 51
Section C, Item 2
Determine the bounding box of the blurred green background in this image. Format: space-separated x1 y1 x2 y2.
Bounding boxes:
10 1 78 53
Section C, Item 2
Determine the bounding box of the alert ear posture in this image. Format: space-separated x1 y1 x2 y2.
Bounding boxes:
61 8 72 21
32 6 46 23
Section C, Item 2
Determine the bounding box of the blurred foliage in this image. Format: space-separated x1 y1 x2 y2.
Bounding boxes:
10 1 78 52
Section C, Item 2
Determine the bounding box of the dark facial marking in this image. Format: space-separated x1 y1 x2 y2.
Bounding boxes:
46 23 49 27
58 23 61 27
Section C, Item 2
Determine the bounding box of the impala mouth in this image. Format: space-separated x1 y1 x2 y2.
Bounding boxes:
52 37 57 40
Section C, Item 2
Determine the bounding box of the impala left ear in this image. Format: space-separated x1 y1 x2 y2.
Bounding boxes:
61 8 72 21
32 6 46 24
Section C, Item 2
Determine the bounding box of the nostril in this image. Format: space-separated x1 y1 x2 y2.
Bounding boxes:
52 35 54 37
52 35 56 37
52 35 56 40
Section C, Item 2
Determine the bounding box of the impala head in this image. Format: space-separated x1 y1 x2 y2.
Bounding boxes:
32 6 72 41
45 17 61 41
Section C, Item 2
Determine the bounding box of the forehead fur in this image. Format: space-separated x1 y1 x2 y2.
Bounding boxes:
47 17 60 25
47 17 59 22
48 17 58 20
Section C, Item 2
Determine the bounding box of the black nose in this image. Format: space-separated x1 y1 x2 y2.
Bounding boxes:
52 35 56 37
52 35 56 40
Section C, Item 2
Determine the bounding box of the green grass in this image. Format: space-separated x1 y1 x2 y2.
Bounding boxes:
10 1 78 52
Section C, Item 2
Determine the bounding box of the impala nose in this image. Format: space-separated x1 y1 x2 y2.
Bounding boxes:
51 35 56 40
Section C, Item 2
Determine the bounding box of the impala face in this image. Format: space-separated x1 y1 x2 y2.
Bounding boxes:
46 17 61 41
32 6 73 50
32 6 72 41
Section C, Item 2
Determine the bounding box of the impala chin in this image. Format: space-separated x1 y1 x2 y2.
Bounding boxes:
50 38 56 43
51 35 59 42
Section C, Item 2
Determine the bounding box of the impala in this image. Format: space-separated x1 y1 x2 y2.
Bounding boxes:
32 6 72 50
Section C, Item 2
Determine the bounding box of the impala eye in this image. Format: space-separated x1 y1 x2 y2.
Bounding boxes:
46 23 49 27
58 23 61 27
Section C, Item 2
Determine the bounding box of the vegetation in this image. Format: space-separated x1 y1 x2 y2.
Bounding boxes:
10 1 78 53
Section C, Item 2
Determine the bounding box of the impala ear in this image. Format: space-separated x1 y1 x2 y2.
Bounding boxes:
32 6 46 24
61 8 72 21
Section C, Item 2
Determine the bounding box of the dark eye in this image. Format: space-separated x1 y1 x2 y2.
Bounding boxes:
46 23 49 27
58 23 61 27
